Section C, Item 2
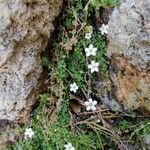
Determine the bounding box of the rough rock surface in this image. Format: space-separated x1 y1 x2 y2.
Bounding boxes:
0 0 62 122
106 0 150 113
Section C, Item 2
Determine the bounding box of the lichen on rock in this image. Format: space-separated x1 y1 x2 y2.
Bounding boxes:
110 56 150 113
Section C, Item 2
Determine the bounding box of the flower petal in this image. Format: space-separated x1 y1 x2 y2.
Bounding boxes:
71 147 75 150
105 30 108 34
85 101 89 106
73 82 76 86
89 98 93 103
86 106 91 111
93 48 97 52
64 144 69 149
102 24 105 27
101 31 104 35
105 25 108 28
95 62 99 66
73 89 77 92
90 68 95 73
89 44 93 49
93 100 97 105
91 51 96 56
86 52 91 57
88 64 92 69
85 48 89 52
94 67 99 72
68 143 72 147
91 106 96 111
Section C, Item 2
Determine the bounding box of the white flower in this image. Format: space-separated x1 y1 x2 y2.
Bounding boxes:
99 24 108 35
64 143 75 150
85 98 97 111
88 61 99 73
85 33 92 39
70 82 79 93
85 44 97 57
97 119 100 123
24 128 34 139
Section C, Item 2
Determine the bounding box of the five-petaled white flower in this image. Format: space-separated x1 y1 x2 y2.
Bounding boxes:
99 24 108 35
85 32 92 39
85 44 97 57
64 143 75 150
85 98 97 111
24 128 34 139
88 60 99 73
70 82 79 93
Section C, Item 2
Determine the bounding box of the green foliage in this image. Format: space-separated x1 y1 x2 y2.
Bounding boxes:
38 94 51 106
90 34 108 77
10 94 105 150
64 10 74 30
114 119 150 145
58 99 70 125
67 43 86 88
41 57 51 70
90 0 117 10
55 52 68 81
10 0 115 149
115 120 132 131
133 120 150 139
65 0 84 30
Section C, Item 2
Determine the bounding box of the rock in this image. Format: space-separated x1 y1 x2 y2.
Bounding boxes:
101 94 122 112
0 0 62 122
144 134 150 150
106 0 150 113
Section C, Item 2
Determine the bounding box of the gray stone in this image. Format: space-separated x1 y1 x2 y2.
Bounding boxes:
107 0 150 70
106 0 150 112
0 0 62 122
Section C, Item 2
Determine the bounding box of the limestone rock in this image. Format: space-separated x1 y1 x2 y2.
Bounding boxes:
0 0 62 122
106 0 150 113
